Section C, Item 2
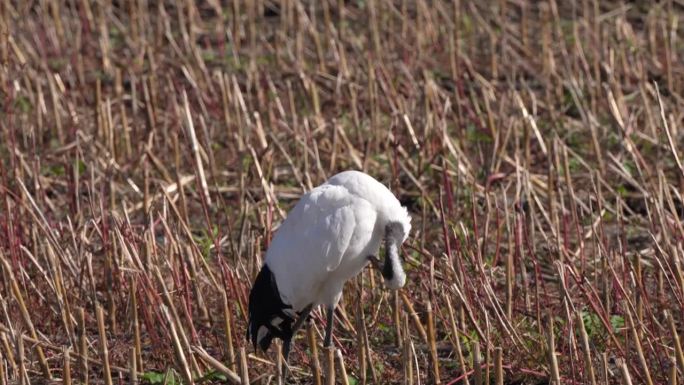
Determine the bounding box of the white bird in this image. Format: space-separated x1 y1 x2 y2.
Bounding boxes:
247 170 411 367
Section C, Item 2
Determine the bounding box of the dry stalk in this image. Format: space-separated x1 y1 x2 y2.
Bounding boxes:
129 346 137 385
129 278 142 372
16 331 27 385
63 346 72 385
162 305 194 385
547 317 560 384
623 302 653 385
336 348 350 385
426 301 441 384
356 283 367 385
654 83 684 179
494 347 503 385
182 90 211 204
445 296 469 385
0 331 17 379
576 311 597 385
473 341 482 385
402 312 413 385
665 311 684 375
1 256 51 379
275 341 282 385
223 289 237 372
154 263 201 375
307 319 322 385
239 347 250 385
620 359 634 385
96 305 113 385
78 307 88 385
325 346 335 385
192 346 241 384
0 348 5 385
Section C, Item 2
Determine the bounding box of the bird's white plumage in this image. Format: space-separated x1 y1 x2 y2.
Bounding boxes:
265 170 411 311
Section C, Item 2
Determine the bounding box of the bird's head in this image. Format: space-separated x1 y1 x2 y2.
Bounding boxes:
381 221 408 289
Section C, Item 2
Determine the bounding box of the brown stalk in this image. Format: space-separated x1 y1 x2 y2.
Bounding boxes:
445 296 469 385
325 346 335 385
47 72 64 145
494 347 503 385
0 346 5 385
78 307 88 385
307 319 323 385
192 346 241 384
601 352 609 384
182 90 212 206
222 289 236 372
400 291 428 344
0 2 7 67
96 305 113 385
623 301 653 385
16 331 27 385
129 346 137 385
155 247 201 356
276 341 283 385
547 317 560 384
620 359 634 385
129 277 142 372
161 305 194 385
159 189 220 289
473 341 482 385
336 348 350 385
451 282 486 343
356 285 367 385
426 301 441 384
403 312 414 385
104 231 116 334
576 311 597 385
393 290 403 349
654 83 684 179
484 320 491 385
665 311 684 375
505 223 514 319
0 331 16 379
63 346 72 385
0 256 51 379
239 347 250 385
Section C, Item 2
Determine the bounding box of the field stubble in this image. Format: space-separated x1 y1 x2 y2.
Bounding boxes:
1 0 684 384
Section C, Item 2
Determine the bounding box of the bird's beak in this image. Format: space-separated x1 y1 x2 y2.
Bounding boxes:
382 234 406 290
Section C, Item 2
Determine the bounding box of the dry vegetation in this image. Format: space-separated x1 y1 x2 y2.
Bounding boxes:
1 0 684 384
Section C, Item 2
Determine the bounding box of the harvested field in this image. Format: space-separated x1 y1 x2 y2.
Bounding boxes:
1 0 684 384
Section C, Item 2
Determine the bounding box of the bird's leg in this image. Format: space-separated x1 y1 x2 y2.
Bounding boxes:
290 304 313 336
281 337 293 384
282 337 292 363
281 304 313 381
324 306 335 347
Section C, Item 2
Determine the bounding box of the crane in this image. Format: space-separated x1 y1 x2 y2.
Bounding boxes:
247 170 411 373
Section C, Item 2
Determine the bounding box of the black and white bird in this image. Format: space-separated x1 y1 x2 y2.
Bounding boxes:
247 170 411 364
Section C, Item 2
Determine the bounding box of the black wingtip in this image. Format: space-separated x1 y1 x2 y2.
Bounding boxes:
259 333 274 351
247 264 295 353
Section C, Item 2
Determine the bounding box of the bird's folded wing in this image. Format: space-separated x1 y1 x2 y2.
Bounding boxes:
299 184 375 272
321 205 356 272
265 184 377 302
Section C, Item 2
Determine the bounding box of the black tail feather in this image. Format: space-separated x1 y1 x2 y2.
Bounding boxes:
247 264 295 352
